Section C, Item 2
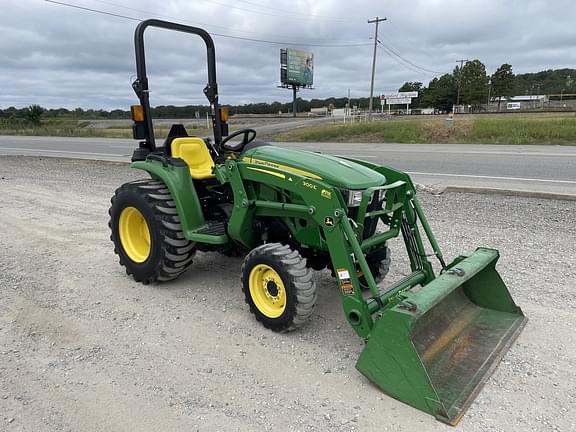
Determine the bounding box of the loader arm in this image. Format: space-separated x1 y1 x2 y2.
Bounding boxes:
218 157 440 338
221 156 526 425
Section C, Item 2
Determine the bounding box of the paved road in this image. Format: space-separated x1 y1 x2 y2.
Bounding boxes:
1 135 575 198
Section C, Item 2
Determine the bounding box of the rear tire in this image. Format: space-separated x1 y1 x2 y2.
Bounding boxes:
241 243 316 332
109 179 196 284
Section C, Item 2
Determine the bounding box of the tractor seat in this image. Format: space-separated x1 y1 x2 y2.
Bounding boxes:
171 137 215 180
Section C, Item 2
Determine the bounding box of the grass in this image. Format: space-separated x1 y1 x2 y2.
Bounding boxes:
276 119 425 143
275 113 576 145
0 118 209 139
2 113 575 145
471 117 576 144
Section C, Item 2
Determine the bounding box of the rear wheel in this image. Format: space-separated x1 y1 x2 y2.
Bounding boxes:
109 179 196 284
241 243 316 332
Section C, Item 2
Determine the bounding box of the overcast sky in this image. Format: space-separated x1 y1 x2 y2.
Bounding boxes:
1 0 575 110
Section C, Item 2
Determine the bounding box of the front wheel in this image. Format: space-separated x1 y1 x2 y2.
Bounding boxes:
362 244 391 285
109 179 196 284
241 243 316 332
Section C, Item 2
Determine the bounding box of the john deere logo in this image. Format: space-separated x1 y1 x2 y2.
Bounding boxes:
324 217 334 227
321 189 332 199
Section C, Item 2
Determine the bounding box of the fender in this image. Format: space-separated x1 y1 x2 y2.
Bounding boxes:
131 158 206 235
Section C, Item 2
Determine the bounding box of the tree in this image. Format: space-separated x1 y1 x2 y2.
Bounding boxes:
420 74 457 112
491 63 515 111
25 105 44 126
399 82 423 92
399 82 423 107
459 59 488 108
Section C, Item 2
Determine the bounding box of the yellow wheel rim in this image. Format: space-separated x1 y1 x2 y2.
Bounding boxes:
118 207 151 263
249 264 286 318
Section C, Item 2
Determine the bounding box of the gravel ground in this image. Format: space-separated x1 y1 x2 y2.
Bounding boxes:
0 155 575 432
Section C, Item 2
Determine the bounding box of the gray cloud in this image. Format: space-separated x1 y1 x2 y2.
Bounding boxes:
1 0 574 109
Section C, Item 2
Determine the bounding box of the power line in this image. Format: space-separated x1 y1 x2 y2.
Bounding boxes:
91 0 354 30
89 0 291 38
376 39 443 75
215 0 358 22
376 44 443 78
377 43 423 74
44 0 372 47
45 0 140 21
196 0 353 22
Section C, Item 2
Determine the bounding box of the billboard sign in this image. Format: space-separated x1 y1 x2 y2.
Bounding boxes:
381 91 418 99
281 48 314 87
386 97 412 105
381 91 418 106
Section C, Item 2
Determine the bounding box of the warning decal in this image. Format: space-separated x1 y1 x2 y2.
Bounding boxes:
337 268 354 295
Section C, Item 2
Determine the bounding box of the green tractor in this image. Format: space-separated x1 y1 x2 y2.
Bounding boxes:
109 19 526 425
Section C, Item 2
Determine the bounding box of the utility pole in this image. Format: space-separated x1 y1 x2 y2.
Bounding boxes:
368 16 387 121
292 84 297 118
347 87 351 116
455 59 468 114
487 78 492 112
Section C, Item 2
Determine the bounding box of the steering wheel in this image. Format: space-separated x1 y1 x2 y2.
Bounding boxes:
221 128 257 152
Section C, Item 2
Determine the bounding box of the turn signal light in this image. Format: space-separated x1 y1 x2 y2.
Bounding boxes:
219 106 229 122
131 105 145 122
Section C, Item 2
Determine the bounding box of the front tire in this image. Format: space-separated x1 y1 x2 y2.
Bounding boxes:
109 179 195 284
363 244 391 285
241 243 316 332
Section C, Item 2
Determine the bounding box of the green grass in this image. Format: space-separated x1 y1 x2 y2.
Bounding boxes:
2 113 575 145
275 114 576 145
275 119 424 143
0 118 209 139
471 117 576 144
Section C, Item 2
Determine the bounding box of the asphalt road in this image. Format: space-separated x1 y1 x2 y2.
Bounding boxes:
1 135 575 198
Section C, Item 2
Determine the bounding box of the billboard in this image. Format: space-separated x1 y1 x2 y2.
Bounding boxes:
280 48 314 87
381 91 418 105
385 97 412 105
381 91 418 99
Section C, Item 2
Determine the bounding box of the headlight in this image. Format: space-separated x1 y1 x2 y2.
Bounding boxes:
342 189 383 207
347 190 364 207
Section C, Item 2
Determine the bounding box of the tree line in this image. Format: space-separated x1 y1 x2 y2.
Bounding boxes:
400 65 575 112
1 67 574 122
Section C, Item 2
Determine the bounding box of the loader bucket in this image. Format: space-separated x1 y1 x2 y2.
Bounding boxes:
356 247 526 425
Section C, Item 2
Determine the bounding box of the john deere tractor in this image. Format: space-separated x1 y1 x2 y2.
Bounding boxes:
109 19 526 425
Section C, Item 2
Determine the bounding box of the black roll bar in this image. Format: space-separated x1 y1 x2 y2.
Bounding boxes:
132 19 223 151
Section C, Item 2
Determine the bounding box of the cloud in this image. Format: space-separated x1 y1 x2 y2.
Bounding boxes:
1 0 574 109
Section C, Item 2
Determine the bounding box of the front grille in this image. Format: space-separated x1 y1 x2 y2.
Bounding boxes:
347 193 382 239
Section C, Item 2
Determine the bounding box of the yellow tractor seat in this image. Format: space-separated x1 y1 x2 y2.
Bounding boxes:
171 137 215 180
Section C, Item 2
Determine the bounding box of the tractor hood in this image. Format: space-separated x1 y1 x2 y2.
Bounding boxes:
241 146 385 189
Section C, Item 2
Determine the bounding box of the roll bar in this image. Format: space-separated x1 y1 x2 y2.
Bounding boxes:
132 19 223 151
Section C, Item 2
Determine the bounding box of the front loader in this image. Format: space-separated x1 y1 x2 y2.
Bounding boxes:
108 19 527 425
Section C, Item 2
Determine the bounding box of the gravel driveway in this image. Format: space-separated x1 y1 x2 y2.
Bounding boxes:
0 156 574 432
